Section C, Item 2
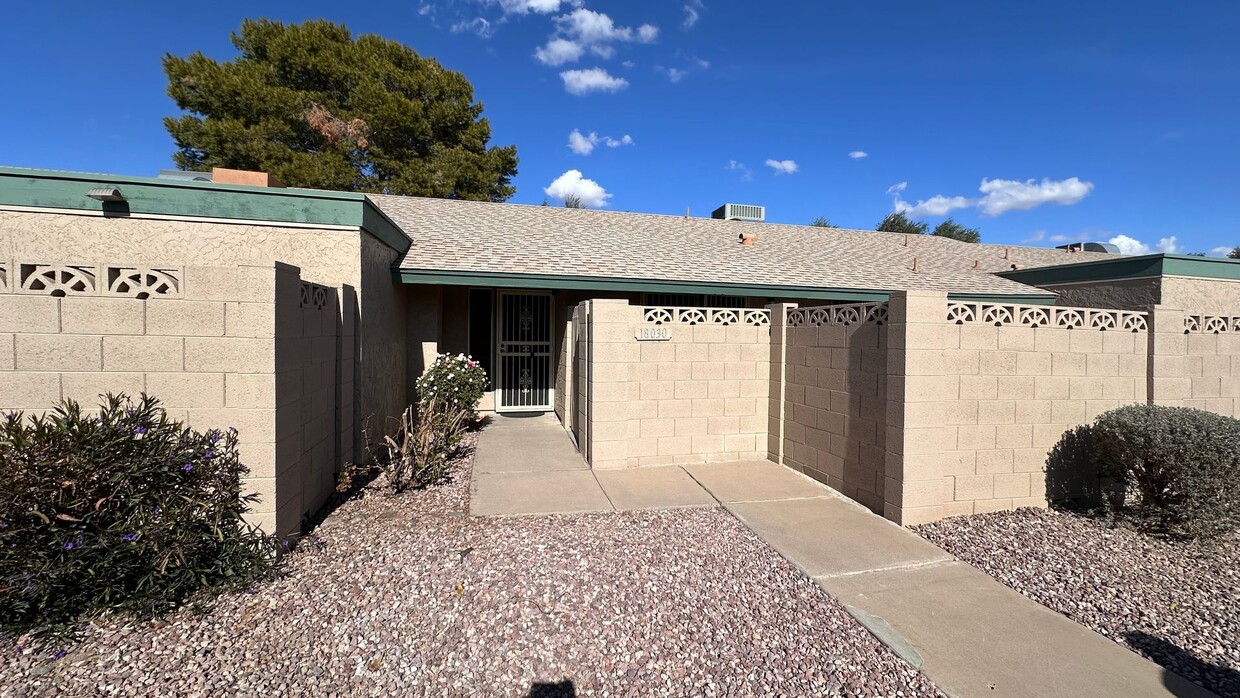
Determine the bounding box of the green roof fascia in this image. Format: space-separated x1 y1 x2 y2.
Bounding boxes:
0 166 409 254
998 253 1240 286
395 268 892 302
947 292 1057 305
360 197 411 254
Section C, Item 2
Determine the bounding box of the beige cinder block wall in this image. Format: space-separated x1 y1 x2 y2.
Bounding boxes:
0 260 342 536
0 209 406 440
776 303 889 514
1159 307 1240 418
582 300 770 468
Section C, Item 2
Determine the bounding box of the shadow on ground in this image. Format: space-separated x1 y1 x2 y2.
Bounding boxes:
527 680 575 697
1124 630 1240 698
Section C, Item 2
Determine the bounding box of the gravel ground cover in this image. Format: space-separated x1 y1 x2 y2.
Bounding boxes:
915 508 1240 697
4 434 939 697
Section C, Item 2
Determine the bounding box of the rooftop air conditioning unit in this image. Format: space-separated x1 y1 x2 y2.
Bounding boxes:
711 203 765 222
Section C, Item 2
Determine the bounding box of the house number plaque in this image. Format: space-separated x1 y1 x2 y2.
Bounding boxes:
635 326 671 341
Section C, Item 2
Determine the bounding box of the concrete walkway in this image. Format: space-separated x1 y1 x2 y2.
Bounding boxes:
469 417 1215 698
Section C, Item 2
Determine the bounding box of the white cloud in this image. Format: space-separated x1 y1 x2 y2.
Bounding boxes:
660 67 688 82
451 17 495 37
535 38 583 65
683 0 703 28
894 194 973 217
976 177 1094 216
621 60 636 68
549 9 658 61
1107 234 1180 255
1050 234 1071 243
887 176 1095 219
497 0 578 14
1209 246 1235 257
765 159 798 175
567 129 633 155
727 160 753 181
544 169 612 207
560 68 629 95
848 151 868 159
1022 230 1047 243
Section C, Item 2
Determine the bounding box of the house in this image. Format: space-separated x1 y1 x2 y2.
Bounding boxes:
2 165 1237 533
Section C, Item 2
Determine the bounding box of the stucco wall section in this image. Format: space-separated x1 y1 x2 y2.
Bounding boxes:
1161 276 1240 315
359 233 407 428
781 311 888 513
1039 277 1162 310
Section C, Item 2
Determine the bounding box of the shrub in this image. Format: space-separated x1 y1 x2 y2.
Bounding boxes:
1092 404 1240 541
0 394 277 643
367 400 467 493
416 353 487 422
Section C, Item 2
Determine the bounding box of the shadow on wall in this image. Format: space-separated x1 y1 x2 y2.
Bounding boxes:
527 680 576 697
1044 424 1103 510
1124 630 1240 698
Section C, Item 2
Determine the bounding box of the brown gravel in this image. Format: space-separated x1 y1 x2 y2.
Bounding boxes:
3 435 940 697
915 508 1240 698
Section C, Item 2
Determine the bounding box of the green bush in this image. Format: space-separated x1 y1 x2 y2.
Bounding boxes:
1093 404 1240 541
416 353 487 422
0 394 277 642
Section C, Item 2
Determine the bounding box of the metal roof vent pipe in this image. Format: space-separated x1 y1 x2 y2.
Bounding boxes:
739 232 757 246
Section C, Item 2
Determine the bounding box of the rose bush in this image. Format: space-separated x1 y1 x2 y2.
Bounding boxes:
415 353 488 422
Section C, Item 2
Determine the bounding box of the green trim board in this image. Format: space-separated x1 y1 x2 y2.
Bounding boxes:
947 293 1057 305
397 268 1060 303
0 166 410 254
999 253 1240 286
396 268 894 301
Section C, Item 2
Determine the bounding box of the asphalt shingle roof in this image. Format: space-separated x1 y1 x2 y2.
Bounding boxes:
371 195 1118 297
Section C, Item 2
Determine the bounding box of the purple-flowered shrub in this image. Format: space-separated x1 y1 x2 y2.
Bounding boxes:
0 394 277 644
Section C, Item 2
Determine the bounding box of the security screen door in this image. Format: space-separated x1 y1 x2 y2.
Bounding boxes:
496 292 553 411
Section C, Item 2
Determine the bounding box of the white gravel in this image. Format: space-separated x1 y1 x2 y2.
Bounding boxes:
3 435 940 697
915 508 1240 698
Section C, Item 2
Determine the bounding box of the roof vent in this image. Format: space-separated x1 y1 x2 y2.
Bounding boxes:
1055 242 1120 254
712 203 765 222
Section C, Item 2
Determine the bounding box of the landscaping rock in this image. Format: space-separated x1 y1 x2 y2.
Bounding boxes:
916 508 1240 698
3 435 939 697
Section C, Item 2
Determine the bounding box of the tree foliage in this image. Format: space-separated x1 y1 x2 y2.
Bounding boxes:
163 19 518 200
1230 246 1240 260
810 216 832 227
876 212 928 235
931 218 982 243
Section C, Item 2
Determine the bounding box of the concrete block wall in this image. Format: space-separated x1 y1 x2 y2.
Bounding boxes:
0 260 348 537
897 296 1151 523
1162 308 1240 417
778 304 889 513
577 301 771 468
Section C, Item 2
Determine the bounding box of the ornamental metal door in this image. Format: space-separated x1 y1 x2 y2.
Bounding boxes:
496 292 553 411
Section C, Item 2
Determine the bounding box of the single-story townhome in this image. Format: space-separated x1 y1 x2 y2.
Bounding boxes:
2 165 1238 533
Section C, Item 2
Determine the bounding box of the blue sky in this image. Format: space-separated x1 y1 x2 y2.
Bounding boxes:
2 1 1238 254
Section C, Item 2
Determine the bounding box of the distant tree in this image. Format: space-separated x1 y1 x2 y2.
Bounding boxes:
810 216 833 227
1230 246 1240 259
931 218 982 244
563 194 583 209
1186 252 1208 257
876 212 928 235
541 198 550 207
162 19 518 200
